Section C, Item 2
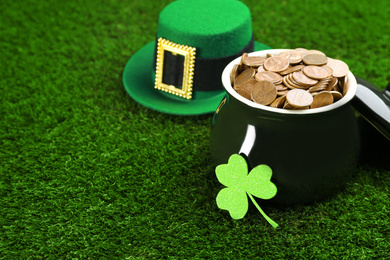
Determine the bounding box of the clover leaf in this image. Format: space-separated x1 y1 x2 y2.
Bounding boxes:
215 154 278 228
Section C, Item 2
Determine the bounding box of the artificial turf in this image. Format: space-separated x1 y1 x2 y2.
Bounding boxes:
1 0 389 259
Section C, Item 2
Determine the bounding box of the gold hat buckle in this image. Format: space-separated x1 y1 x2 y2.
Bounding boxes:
154 38 196 100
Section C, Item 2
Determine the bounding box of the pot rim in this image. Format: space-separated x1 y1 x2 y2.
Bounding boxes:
221 49 357 115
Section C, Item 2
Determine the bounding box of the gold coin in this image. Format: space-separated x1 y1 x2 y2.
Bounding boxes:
315 76 332 87
341 77 349 96
242 54 266 67
292 71 318 86
279 64 305 75
321 65 333 75
257 66 266 72
338 76 346 88
287 73 311 89
286 74 307 89
234 68 256 87
326 58 349 78
251 80 277 105
279 50 303 64
286 89 313 107
303 65 331 80
287 73 302 85
309 49 326 56
277 89 290 96
270 95 286 108
330 90 343 101
239 53 248 66
333 82 341 93
237 63 249 74
263 56 289 72
294 48 312 57
308 76 332 93
283 101 309 110
231 64 239 86
324 77 338 91
282 75 298 89
275 84 288 91
308 84 327 93
237 78 257 100
311 91 334 108
283 101 294 109
302 54 328 66
255 71 283 84
238 55 250 70
335 76 346 95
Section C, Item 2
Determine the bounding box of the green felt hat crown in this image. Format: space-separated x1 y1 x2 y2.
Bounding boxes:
122 0 271 115
157 0 252 59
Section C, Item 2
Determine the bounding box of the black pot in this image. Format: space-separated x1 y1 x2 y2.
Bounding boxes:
210 49 360 206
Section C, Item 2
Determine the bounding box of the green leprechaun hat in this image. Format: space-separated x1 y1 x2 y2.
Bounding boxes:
122 0 271 115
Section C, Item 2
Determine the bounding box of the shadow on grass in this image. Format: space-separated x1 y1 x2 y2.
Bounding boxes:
357 116 390 171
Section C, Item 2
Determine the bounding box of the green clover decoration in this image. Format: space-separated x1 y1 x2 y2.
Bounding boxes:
215 154 278 228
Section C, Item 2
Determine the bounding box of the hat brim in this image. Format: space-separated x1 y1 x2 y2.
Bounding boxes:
122 41 271 115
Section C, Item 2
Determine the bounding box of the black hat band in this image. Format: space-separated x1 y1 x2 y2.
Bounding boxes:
153 36 254 99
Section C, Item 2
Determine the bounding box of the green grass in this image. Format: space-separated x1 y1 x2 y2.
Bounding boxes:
1 0 389 259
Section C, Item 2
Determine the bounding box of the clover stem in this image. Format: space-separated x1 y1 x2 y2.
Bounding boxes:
247 193 278 229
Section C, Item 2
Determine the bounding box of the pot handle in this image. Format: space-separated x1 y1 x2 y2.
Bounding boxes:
386 81 390 99
352 77 390 141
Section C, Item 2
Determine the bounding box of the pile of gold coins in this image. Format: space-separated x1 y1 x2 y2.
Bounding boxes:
231 48 350 109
